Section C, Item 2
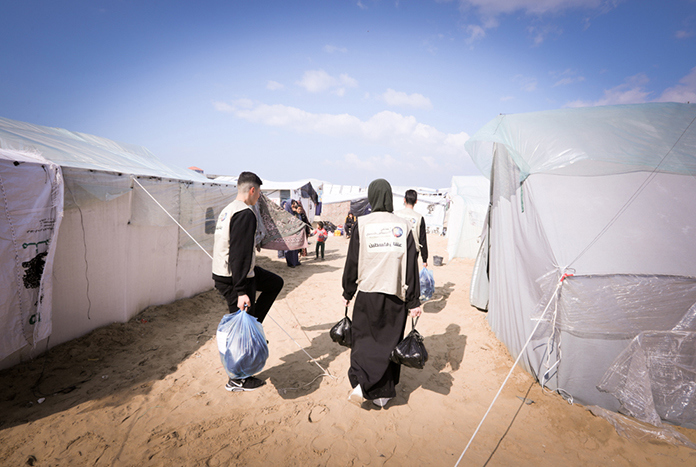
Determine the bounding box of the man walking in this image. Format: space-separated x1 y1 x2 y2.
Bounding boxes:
212 171 284 391
395 189 429 268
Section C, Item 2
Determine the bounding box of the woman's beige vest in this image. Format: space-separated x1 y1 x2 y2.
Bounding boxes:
212 200 256 278
357 212 410 300
395 207 423 252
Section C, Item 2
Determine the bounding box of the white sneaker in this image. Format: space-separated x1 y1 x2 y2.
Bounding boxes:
348 385 364 405
372 397 392 408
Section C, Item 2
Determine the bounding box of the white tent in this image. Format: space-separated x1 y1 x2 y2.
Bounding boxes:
391 187 449 235
446 176 489 259
258 179 319 224
317 184 367 227
467 103 696 428
0 117 237 370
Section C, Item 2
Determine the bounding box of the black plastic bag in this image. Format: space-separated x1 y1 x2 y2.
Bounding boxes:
390 317 428 369
330 306 352 347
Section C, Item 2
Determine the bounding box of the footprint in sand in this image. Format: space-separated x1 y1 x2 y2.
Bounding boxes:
308 404 329 423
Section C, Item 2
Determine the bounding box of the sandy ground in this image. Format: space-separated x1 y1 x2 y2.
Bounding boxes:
1 234 695 466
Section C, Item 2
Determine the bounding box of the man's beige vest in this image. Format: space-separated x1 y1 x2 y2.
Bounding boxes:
212 200 256 278
395 207 423 252
357 212 410 301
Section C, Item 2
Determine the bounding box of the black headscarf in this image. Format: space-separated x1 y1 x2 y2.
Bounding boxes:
367 179 393 213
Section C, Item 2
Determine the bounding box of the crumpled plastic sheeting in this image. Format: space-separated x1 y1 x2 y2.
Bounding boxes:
597 329 696 429
586 405 696 450
532 274 696 339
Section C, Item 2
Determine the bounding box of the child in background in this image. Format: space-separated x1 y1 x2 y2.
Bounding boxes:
312 221 328 260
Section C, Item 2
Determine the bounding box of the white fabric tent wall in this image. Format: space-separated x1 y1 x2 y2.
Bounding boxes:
467 103 696 424
0 118 236 370
446 176 489 259
0 149 63 361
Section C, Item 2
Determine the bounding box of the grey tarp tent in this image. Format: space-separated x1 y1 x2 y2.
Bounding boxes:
467 103 696 428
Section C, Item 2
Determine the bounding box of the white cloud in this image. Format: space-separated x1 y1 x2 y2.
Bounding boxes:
337 153 399 171
459 0 612 45
553 76 586 86
656 67 696 103
513 74 538 92
213 100 469 158
551 69 586 86
676 30 695 39
527 24 562 46
565 73 651 107
357 0 367 10
324 44 348 53
460 0 606 16
465 24 487 44
564 68 696 108
296 69 359 95
213 101 234 112
381 89 433 110
266 80 284 91
500 95 514 101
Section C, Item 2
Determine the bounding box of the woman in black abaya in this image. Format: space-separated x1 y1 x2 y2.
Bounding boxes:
341 179 422 408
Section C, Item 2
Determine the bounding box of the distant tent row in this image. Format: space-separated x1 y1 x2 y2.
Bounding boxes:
467 103 696 428
446 176 489 260
319 183 450 233
216 176 320 224
0 117 237 370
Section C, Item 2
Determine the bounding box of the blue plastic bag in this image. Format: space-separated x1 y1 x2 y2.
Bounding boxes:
216 310 269 380
419 267 434 301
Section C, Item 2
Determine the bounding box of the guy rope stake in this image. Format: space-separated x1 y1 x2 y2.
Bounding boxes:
454 276 566 466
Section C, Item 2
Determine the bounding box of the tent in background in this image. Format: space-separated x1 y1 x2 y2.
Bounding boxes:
467 103 696 428
318 184 368 226
446 176 489 260
0 117 237 370
391 187 449 235
258 179 319 224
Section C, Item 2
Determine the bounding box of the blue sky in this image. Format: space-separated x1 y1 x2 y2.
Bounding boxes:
2 1 695 188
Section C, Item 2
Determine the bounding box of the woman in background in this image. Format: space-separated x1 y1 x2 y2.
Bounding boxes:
283 200 301 268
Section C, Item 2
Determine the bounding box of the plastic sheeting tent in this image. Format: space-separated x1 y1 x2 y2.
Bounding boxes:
467 103 696 428
0 117 237 369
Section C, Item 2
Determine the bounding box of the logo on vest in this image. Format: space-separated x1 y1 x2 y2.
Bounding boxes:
365 223 405 252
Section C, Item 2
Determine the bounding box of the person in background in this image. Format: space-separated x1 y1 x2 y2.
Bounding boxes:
341 179 422 408
283 200 301 268
344 212 355 238
292 200 311 258
395 189 428 268
212 171 284 391
311 221 328 260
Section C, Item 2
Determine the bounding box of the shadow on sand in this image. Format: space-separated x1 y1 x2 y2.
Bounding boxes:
0 253 338 430
422 281 456 314
391 323 467 406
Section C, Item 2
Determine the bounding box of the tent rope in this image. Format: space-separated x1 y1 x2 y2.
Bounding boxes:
132 177 211 256
455 275 566 467
133 177 334 380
